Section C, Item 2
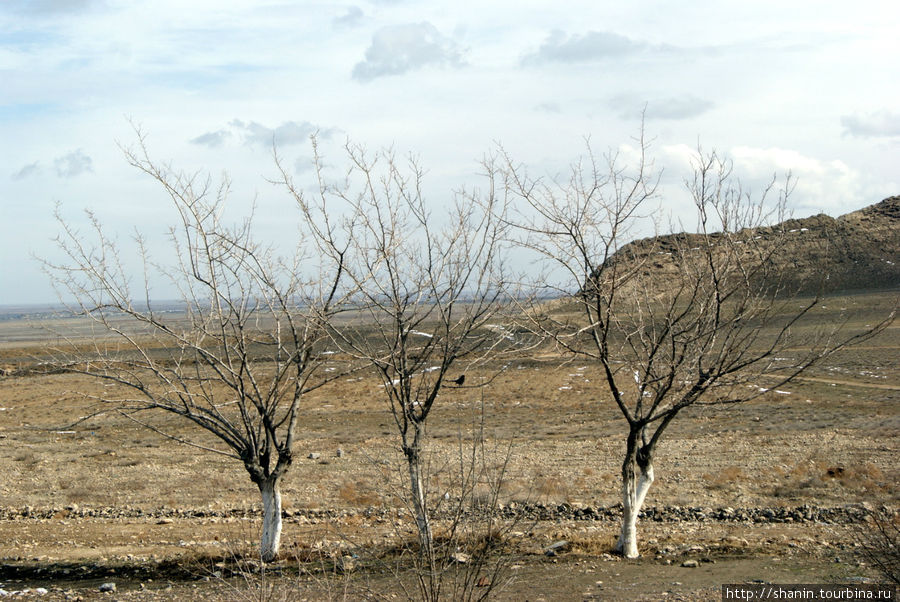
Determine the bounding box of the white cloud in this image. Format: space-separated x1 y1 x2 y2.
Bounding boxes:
190 130 231 148
11 161 41 180
3 0 103 15
53 149 93 178
522 30 647 64
352 22 465 82
190 120 333 149
713 146 867 215
609 95 714 121
535 101 561 114
841 110 900 138
333 6 364 28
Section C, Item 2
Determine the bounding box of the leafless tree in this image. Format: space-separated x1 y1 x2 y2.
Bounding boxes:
501 133 894 558
276 140 518 598
42 131 349 562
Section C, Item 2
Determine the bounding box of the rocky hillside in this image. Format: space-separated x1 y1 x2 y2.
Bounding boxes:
611 195 900 295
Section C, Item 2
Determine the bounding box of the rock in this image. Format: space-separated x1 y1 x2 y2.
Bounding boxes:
98 582 116 592
308 452 321 460
681 560 699 568
450 552 470 564
156 518 174 525
544 540 571 556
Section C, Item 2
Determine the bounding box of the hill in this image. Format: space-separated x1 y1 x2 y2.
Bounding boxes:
609 195 900 295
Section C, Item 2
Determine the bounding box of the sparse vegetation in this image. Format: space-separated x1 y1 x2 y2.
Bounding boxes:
855 505 900 586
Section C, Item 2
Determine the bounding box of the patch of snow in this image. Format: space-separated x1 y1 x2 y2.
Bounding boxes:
409 330 433 338
485 324 516 341
558 386 572 391
774 390 791 395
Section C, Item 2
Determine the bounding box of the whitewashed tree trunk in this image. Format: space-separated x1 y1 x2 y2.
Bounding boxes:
407 443 434 559
259 477 283 562
615 458 654 558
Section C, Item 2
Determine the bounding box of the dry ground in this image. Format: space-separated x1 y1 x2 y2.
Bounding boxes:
0 291 897 600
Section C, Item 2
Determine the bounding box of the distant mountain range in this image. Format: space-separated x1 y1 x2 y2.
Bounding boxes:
609 195 900 295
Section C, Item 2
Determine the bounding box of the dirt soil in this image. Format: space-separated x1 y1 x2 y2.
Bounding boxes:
0 292 897 600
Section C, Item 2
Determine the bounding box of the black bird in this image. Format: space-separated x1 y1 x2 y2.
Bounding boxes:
451 374 465 386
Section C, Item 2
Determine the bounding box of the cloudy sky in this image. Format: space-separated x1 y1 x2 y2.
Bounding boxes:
2 0 898 305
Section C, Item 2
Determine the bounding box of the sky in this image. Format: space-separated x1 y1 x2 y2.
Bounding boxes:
1 0 898 305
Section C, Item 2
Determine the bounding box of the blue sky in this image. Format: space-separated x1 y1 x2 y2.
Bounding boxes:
1 0 898 304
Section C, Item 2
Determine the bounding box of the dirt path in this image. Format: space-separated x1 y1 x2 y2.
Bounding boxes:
770 374 900 391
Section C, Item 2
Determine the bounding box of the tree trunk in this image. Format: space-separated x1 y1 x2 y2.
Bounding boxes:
614 437 655 558
406 428 434 560
258 476 283 562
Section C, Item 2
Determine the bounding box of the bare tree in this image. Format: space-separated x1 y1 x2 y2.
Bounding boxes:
42 131 349 562
501 134 894 558
276 140 517 598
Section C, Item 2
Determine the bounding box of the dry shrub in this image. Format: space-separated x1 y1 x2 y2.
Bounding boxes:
703 466 746 490
854 505 900 585
567 532 619 556
534 475 567 502
64 487 96 503
831 463 891 493
337 480 380 507
771 456 829 498
772 456 893 498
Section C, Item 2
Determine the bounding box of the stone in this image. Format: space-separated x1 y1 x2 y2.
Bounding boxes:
98 582 116 592
308 452 321 460
544 540 571 556
681 560 699 568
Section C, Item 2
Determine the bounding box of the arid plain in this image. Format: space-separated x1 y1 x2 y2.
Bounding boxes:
0 291 897 600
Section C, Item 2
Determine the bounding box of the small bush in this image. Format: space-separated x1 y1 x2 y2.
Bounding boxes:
854 505 900 585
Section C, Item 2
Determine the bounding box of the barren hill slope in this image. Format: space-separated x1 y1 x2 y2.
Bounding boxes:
612 195 900 295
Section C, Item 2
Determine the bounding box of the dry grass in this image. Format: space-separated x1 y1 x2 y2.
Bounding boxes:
0 291 897 598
